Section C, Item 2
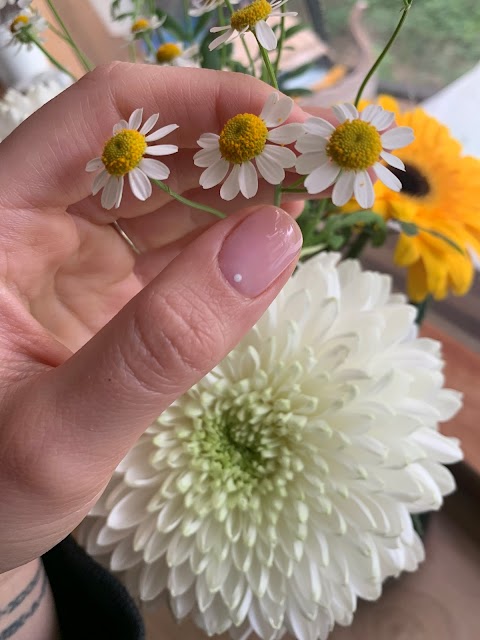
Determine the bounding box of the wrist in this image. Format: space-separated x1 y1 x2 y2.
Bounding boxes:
0 559 60 640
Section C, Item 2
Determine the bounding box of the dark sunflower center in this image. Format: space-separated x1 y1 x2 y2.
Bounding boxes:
390 163 430 197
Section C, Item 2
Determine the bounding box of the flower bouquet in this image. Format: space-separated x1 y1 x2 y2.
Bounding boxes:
1 1 478 638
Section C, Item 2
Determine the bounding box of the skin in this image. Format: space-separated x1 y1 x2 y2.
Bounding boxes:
0 63 335 588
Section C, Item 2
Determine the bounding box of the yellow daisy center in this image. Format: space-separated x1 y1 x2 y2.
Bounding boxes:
326 120 382 171
101 129 146 177
219 113 269 164
230 0 272 31
10 15 29 32
156 43 182 63
131 18 150 33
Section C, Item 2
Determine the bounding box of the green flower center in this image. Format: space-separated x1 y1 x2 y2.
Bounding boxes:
101 129 146 176
219 113 268 164
326 119 382 170
230 0 272 31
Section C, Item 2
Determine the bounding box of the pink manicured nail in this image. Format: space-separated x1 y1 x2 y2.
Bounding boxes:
219 207 303 297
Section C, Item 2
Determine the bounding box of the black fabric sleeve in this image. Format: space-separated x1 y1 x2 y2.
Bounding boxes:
42 536 145 640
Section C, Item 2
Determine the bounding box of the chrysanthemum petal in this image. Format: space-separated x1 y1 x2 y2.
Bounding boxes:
295 151 326 174
304 162 340 194
380 151 405 171
354 170 375 208
370 109 395 131
193 147 222 168
199 158 230 188
113 120 129 134
101 175 123 210
332 171 356 207
129 167 152 201
295 135 327 155
239 161 258 199
86 157 103 172
267 123 304 145
373 162 402 192
139 158 170 180
361 104 382 124
209 28 234 51
381 126 415 150
92 169 109 195
256 153 285 185
332 103 359 124
303 117 335 137
140 112 160 135
255 20 277 51
197 133 220 149
261 144 296 168
145 124 179 142
128 108 143 131
220 164 241 200
260 93 293 128
146 144 179 156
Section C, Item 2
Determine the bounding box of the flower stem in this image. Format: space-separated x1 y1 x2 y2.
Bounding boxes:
152 180 226 219
256 39 279 90
45 0 92 73
29 34 76 81
274 15 286 76
224 0 256 77
218 7 227 70
345 229 370 259
143 32 157 59
274 185 282 207
354 0 414 107
414 295 430 325
183 0 193 42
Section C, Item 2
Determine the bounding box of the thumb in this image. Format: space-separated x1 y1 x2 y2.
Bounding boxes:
28 205 302 479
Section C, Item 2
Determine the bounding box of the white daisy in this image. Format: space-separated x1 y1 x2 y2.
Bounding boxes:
209 0 297 52
296 103 414 209
128 14 165 40
78 253 462 640
7 7 46 46
154 42 199 67
194 92 303 200
189 0 240 17
86 109 179 210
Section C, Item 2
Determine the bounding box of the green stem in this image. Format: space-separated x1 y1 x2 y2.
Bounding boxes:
153 180 226 219
143 32 157 59
256 38 278 89
218 7 227 70
274 185 282 207
46 0 92 72
29 34 76 81
274 15 286 76
354 0 413 106
183 0 193 42
414 295 430 325
345 229 370 259
224 0 256 76
281 187 307 194
129 41 137 63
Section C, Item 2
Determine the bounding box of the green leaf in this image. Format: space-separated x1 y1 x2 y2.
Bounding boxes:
200 35 222 70
278 61 316 83
193 12 213 38
284 24 308 40
318 211 387 251
281 87 313 97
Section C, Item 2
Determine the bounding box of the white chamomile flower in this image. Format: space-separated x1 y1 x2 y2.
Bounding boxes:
78 252 462 640
86 109 179 210
154 42 199 67
296 103 414 209
189 0 240 17
209 0 297 52
7 8 46 46
194 92 303 201
129 14 165 40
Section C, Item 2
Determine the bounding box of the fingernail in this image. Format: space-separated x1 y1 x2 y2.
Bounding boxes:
219 206 302 297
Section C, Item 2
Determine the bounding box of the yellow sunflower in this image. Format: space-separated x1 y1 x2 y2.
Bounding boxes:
357 96 480 302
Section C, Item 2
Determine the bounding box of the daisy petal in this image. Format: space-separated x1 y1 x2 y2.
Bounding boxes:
261 94 293 128
370 110 395 131
145 124 179 142
255 20 277 51
92 170 109 195
261 144 296 168
361 105 381 123
128 108 143 131
256 153 285 185
146 144 179 156
193 148 222 168
199 158 230 188
373 162 402 192
220 165 241 201
139 158 170 180
381 126 414 150
209 29 234 51
239 161 258 199
303 117 335 137
304 162 340 194
115 176 124 209
101 176 123 210
296 151 327 174
380 151 405 171
86 157 103 172
268 123 304 145
354 170 375 208
140 113 160 135
197 133 220 149
332 103 358 124
295 135 327 154
113 120 128 134
210 25 231 33
332 171 356 207
129 167 152 201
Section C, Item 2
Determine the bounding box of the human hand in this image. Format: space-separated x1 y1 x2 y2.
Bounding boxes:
0 63 316 574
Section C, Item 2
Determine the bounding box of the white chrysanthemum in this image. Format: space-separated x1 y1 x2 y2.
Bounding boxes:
296 103 414 209
153 42 199 67
78 253 462 640
209 0 297 52
189 0 240 17
0 78 67 141
85 108 179 210
194 92 303 200
128 14 165 40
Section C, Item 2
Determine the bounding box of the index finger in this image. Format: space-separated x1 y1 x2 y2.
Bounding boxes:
0 63 307 210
